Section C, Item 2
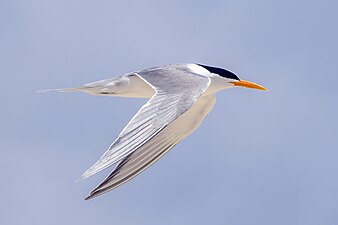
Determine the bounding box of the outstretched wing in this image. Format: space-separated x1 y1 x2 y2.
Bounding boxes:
85 95 216 200
80 65 211 181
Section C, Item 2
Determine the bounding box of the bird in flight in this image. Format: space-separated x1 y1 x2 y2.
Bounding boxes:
44 63 267 200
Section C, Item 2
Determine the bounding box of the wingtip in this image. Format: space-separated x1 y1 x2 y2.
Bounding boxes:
79 170 93 181
84 195 94 201
76 171 93 183
84 190 101 200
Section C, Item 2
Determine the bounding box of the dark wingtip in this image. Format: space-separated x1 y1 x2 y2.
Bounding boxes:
84 189 106 200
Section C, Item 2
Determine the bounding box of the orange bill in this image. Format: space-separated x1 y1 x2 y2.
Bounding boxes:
230 80 268 91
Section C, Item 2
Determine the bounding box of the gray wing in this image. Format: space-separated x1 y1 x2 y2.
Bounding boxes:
85 94 216 200
80 66 211 181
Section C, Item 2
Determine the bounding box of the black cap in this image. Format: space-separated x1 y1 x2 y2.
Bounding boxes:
197 64 240 80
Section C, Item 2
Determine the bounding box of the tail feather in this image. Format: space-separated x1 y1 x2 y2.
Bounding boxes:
37 87 84 93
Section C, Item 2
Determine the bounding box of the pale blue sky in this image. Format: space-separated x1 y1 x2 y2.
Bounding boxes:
1 0 338 225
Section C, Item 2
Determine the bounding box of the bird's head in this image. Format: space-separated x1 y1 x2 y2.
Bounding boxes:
197 64 268 91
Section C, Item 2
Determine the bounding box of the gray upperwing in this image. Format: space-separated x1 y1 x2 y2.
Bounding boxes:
85 95 216 200
79 65 211 180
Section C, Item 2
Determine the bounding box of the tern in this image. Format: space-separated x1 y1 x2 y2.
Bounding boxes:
45 63 267 200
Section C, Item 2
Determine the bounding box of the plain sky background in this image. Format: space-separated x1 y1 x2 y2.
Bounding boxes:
1 0 338 225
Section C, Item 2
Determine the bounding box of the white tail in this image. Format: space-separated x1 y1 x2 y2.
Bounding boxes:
36 87 83 93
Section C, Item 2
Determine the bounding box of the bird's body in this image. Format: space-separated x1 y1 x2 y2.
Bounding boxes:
46 63 267 200
59 64 237 98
